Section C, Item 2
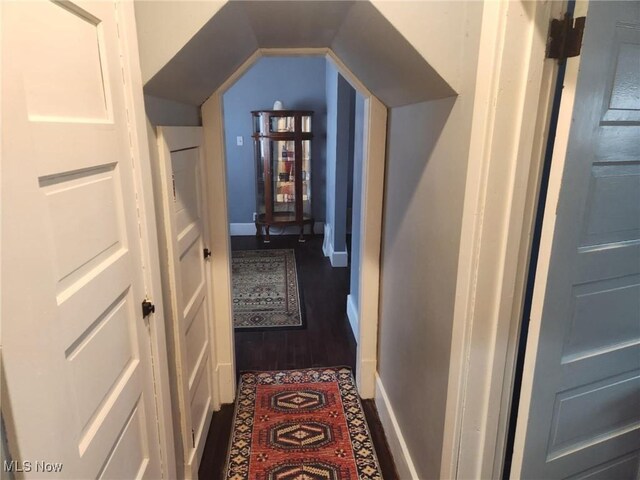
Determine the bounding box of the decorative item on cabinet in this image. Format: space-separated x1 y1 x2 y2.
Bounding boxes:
252 110 314 242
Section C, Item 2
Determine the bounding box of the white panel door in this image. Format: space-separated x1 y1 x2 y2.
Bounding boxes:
513 2 640 478
156 127 214 478
1 1 163 478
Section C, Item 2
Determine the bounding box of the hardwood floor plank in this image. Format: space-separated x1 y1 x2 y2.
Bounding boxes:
198 235 398 480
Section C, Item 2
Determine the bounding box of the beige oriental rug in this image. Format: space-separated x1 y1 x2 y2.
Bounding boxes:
231 249 305 330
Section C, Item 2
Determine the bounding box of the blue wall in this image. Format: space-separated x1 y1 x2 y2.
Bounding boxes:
349 93 365 308
223 56 327 223
324 62 338 232
325 62 355 254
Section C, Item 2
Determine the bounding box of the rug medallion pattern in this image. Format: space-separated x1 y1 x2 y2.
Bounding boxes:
225 368 383 480
232 249 303 329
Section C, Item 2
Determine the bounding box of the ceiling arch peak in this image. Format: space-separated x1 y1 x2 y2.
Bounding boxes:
140 0 456 108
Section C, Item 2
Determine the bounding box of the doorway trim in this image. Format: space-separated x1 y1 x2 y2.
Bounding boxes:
440 1 566 479
117 3 178 477
201 47 387 400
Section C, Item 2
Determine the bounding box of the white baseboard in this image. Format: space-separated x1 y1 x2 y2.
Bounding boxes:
330 250 348 267
374 374 419 480
229 223 256 236
346 294 359 340
322 223 349 267
229 222 323 237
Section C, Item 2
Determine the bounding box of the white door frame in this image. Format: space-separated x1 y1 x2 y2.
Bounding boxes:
440 1 569 479
114 3 178 477
201 48 387 400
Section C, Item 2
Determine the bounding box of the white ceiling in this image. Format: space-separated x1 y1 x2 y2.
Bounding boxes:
140 1 455 107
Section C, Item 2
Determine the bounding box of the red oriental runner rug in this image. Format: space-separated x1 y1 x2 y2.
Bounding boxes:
224 367 383 480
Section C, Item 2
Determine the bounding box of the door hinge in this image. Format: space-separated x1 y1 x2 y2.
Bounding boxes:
547 13 586 62
191 428 196 448
203 248 212 259
142 300 156 318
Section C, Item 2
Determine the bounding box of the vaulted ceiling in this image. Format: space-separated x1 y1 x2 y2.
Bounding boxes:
136 1 456 108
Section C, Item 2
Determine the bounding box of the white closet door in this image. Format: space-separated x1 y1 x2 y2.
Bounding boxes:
157 127 214 478
1 1 163 478
512 2 640 478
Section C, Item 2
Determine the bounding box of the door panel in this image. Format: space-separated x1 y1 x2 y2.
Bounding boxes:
180 236 206 318
1 1 162 478
190 360 213 453
157 127 214 478
186 299 209 385
21 0 110 122
99 403 151 479
513 2 640 478
565 452 640 480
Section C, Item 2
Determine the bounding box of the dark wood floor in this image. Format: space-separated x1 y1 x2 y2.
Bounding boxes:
198 234 398 480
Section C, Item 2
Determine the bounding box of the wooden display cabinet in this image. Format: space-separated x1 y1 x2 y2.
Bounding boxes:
252 110 314 242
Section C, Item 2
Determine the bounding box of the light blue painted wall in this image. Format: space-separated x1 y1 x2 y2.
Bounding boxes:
324 62 338 233
333 74 354 252
223 56 327 223
325 61 355 254
349 93 365 308
347 97 355 212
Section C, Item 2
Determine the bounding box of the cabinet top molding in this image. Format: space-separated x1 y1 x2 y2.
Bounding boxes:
251 109 314 116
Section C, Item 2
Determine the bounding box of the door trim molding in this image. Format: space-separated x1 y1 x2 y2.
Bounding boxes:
441 1 564 478
116 3 177 478
201 93 237 405
201 47 386 399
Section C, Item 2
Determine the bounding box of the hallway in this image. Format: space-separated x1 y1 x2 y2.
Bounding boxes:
198 235 398 479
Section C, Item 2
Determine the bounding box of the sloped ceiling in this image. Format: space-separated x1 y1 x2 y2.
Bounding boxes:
140 0 455 108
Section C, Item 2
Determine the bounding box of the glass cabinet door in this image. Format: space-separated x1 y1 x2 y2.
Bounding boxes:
255 138 266 218
301 115 312 133
271 139 296 219
302 139 311 218
270 115 294 133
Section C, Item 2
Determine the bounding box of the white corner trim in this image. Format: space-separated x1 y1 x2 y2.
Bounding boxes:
322 223 332 257
230 222 323 237
357 359 377 399
374 374 420 480
217 362 235 404
346 294 359 340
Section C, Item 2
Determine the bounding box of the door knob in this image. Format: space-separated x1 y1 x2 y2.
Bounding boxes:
141 300 155 318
